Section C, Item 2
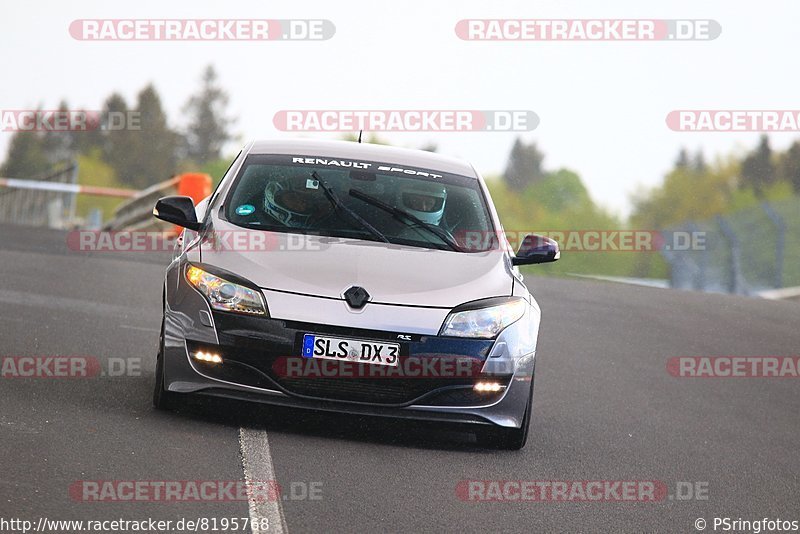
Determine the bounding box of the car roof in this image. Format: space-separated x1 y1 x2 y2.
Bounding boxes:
248 139 478 179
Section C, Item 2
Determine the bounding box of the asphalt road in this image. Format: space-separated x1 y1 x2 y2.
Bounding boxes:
1 224 798 533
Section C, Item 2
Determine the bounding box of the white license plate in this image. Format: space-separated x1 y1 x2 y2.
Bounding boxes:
302 334 400 367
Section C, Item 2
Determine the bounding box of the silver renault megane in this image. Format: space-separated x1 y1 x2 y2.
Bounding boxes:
152 139 559 449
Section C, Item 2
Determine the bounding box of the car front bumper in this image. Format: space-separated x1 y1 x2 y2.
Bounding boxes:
162 260 537 429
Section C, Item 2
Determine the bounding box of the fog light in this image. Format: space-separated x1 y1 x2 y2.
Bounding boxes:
193 351 223 364
474 381 503 393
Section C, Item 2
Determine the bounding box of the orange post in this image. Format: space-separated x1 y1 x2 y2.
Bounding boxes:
171 173 212 236
177 172 212 204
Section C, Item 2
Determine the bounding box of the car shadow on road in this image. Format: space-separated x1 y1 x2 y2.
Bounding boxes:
159 394 508 454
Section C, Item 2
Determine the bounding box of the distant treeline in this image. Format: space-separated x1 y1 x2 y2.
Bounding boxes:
0 65 234 189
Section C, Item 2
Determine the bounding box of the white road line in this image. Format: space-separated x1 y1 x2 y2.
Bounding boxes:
239 427 288 534
119 324 159 332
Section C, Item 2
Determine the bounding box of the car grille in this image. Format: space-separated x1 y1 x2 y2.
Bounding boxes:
193 316 497 406
275 375 477 405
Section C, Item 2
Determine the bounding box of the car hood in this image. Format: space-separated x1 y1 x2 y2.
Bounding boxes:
197 220 514 308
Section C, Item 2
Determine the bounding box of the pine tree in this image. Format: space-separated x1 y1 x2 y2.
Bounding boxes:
102 93 137 186
503 138 544 191
125 85 180 189
40 100 75 165
0 131 49 178
740 135 776 195
692 150 707 173
778 140 800 194
183 65 234 164
674 148 690 170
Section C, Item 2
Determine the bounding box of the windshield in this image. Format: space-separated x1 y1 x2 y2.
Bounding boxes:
223 154 498 252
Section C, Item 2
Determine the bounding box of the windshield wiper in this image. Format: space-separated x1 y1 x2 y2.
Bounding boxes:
348 188 463 252
312 172 389 243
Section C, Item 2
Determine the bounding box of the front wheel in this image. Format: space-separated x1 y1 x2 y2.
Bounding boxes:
152 316 179 410
478 401 531 450
477 377 534 450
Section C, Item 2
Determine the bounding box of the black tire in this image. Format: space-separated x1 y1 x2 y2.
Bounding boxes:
477 377 534 450
152 315 178 410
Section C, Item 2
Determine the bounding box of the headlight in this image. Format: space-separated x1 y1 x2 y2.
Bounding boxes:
440 298 526 339
185 265 267 316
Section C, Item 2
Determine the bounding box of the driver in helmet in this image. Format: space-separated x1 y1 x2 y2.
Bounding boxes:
397 181 447 225
263 175 330 228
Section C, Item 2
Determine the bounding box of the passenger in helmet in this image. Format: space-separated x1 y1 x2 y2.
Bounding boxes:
263 175 329 228
396 181 447 225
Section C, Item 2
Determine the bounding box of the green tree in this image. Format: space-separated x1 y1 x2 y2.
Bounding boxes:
527 169 591 212
123 85 180 188
778 140 800 194
40 100 75 165
486 168 633 278
630 156 738 230
183 65 234 165
693 150 707 173
503 138 544 191
0 130 49 178
741 135 776 196
101 92 135 185
72 104 106 157
674 148 690 169
673 148 706 173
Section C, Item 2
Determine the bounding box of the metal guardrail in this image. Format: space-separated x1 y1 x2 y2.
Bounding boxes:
104 176 182 232
0 164 211 233
662 197 800 295
104 173 212 233
0 161 78 228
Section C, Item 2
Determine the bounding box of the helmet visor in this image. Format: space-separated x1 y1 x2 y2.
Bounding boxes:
275 189 318 215
402 192 444 213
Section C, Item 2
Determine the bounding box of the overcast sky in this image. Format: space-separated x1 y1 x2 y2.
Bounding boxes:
2 0 798 216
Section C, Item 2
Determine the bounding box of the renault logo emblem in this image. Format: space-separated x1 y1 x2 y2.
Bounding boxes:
343 286 370 309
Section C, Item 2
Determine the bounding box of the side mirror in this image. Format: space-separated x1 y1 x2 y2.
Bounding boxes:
153 196 202 231
512 234 560 265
